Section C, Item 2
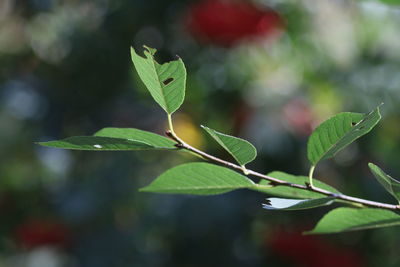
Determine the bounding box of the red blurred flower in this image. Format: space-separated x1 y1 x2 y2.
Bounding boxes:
186 0 284 46
15 219 69 249
267 229 364 267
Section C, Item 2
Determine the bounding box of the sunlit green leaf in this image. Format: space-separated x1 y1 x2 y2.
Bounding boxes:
369 163 400 202
307 208 400 234
307 106 381 166
201 125 257 166
140 162 254 195
94 127 176 149
255 171 340 199
376 0 400 5
131 46 186 114
262 197 335 210
38 136 154 151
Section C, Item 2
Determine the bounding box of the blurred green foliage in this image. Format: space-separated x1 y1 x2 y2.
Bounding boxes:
1 0 400 266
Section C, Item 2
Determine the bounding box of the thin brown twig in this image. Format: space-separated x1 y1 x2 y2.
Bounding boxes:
165 130 400 211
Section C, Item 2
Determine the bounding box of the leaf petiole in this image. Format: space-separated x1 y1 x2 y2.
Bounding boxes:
309 165 316 188
168 113 176 136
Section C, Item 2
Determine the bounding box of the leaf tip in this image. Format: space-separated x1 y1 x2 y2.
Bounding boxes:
138 186 150 193
368 162 376 169
142 45 157 55
301 230 315 235
36 141 52 147
130 46 139 58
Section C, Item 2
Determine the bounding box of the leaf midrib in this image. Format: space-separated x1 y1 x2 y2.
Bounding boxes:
146 52 171 113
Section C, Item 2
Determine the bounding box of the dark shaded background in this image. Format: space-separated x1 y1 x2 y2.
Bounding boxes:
1 0 400 266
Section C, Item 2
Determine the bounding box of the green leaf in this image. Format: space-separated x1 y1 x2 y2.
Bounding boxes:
375 0 400 5
307 208 400 234
255 171 340 199
369 163 400 202
307 106 381 166
201 125 257 167
131 46 186 114
140 162 254 195
38 128 178 151
38 136 155 151
262 197 334 210
94 127 176 149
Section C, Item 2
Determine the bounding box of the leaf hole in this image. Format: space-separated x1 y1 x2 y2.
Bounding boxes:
163 78 174 85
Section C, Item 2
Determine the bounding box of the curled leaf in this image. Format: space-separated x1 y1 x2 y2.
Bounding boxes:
307 106 381 166
131 46 186 114
262 197 334 210
201 125 257 167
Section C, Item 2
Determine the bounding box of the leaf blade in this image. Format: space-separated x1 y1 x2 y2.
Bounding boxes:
262 197 334 210
94 127 176 149
307 106 381 166
369 163 400 202
201 125 257 166
37 136 156 151
307 208 400 234
131 46 186 114
140 162 255 195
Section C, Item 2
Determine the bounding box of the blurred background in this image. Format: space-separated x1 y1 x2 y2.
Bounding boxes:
2 0 400 266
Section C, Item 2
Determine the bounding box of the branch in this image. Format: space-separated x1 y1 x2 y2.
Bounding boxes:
165 130 400 211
